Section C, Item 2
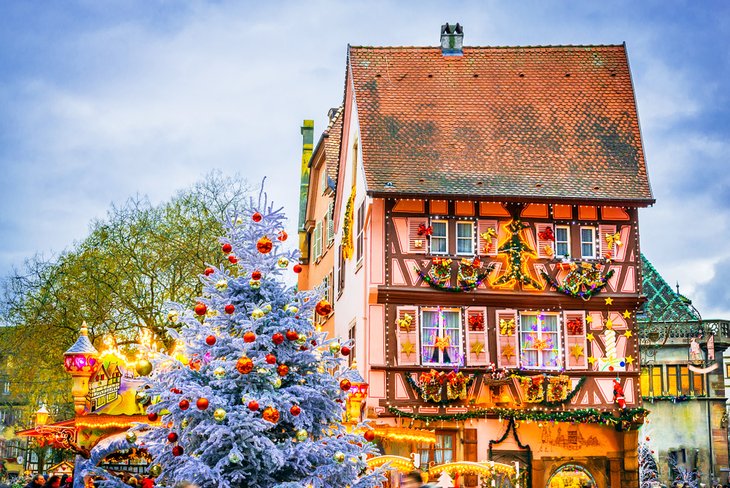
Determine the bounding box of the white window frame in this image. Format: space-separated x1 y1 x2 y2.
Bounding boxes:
320 167 328 195
420 307 463 367
580 226 596 259
456 221 475 256
313 221 323 260
356 201 365 265
555 225 571 258
518 312 562 370
327 201 335 246
430 219 449 255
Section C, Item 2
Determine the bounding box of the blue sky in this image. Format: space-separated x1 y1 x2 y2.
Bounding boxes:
1 1 729 316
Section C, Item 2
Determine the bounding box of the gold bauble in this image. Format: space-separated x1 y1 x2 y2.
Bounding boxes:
262 303 272 313
167 310 179 323
329 342 341 354
125 431 137 444
215 279 228 290
277 257 289 268
334 451 345 463
213 367 226 378
213 408 227 422
296 429 308 441
251 308 265 320
136 359 153 376
149 464 162 477
272 378 282 389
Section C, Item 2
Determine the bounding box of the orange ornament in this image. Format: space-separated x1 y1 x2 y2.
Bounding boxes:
262 406 280 423
277 230 288 242
277 364 289 377
364 430 375 442
340 379 351 391
315 300 332 317
256 236 273 254
236 356 253 374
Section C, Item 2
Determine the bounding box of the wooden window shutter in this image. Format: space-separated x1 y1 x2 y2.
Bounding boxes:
327 201 335 244
496 309 519 368
463 429 479 487
314 221 323 259
599 224 617 259
396 306 419 365
536 223 555 259
465 307 488 366
563 311 587 370
477 219 498 256
407 217 427 254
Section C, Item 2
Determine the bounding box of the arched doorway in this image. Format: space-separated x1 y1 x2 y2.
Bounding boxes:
546 464 597 488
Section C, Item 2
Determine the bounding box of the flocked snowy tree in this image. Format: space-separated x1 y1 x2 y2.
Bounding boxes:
135 192 384 488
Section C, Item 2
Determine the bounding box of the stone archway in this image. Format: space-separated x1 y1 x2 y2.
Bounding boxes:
538 458 609 488
546 463 597 487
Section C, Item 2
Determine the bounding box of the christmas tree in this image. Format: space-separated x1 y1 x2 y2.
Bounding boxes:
136 193 383 488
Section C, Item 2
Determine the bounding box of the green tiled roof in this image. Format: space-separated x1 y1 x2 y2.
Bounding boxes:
639 254 700 323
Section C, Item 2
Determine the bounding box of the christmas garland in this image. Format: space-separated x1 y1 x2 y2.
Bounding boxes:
406 371 475 405
388 406 648 430
416 262 494 293
512 375 586 407
341 187 356 259
541 267 615 300
642 395 693 403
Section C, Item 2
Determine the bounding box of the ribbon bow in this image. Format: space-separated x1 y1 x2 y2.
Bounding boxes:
538 227 555 241
499 318 515 336
417 223 433 236
434 336 451 351
397 313 413 331
605 232 622 248
480 227 497 246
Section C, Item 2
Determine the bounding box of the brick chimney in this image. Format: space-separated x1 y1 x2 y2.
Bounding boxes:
440 23 463 56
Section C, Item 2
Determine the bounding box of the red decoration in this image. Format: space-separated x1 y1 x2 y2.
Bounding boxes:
340 346 351 356
265 354 276 364
256 236 273 254
196 398 209 410
272 333 285 345
188 357 201 371
277 364 289 377
224 304 235 314
315 300 332 317
204 267 215 276
364 430 375 442
340 379 352 391
228 255 238 264
538 227 555 241
236 356 253 374
243 331 256 343
252 212 263 222
172 445 184 456
468 314 485 331
167 432 178 443
205 335 216 346
567 318 584 335
285 330 299 341
178 399 190 411
194 303 207 316
251 270 262 280
171 388 182 394
221 243 232 253
277 230 288 241
247 400 259 411
147 412 158 422
613 379 626 409
417 223 433 236
290 405 301 416
293 264 303 274
262 406 280 423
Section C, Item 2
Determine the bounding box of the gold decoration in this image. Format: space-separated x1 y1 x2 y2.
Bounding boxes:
605 319 613 330
414 239 424 249
623 310 632 319
625 356 634 365
587 356 596 365
434 336 450 351
605 297 614 305
605 232 622 249
569 344 584 360
501 345 515 361
586 333 595 341
586 315 593 323
401 340 415 357
624 330 633 338
397 314 414 331
470 339 485 357
499 318 515 336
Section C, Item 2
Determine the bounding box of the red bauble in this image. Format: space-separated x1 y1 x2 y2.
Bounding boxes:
171 388 182 394
221 243 232 253
285 330 299 341
272 333 285 345
262 406 280 423
293 264 303 274
244 331 257 343
205 335 217 346
290 405 301 416
194 303 207 316
252 212 263 222
265 354 277 365
224 304 235 314
172 445 184 457
167 432 178 443
204 267 215 276
364 430 375 442
341 346 351 356
299 345 308 351
256 236 273 254
178 399 190 410
196 398 209 410
251 270 262 280
315 300 332 317
236 356 253 374
147 412 158 422
277 364 289 377
228 255 238 264
277 230 288 241
340 379 352 391
247 400 259 411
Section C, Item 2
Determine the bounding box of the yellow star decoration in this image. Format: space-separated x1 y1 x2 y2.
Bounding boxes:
605 297 614 305
587 356 596 365
501 345 515 361
470 339 485 357
586 333 595 341
623 310 632 319
624 330 633 338
625 355 634 365
434 336 451 351
401 340 415 357
585 315 593 324
569 344 584 360
605 319 613 330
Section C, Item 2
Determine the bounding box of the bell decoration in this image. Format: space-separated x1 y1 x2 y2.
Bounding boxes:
256 236 273 254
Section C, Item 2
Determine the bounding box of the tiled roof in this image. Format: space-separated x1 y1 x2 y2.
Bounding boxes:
348 45 653 203
323 107 343 190
638 254 700 323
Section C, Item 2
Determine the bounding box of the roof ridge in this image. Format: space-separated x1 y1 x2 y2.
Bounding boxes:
349 44 625 50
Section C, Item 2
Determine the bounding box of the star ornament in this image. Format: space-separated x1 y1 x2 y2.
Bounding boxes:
605 297 614 305
623 310 632 319
587 333 595 342
470 339 485 357
501 345 515 361
605 319 613 330
585 315 593 324
625 355 634 365
401 340 415 357
569 344 584 360
587 356 596 365
434 336 451 351
624 330 633 338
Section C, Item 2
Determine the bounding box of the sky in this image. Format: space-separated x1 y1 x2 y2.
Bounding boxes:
1 0 729 316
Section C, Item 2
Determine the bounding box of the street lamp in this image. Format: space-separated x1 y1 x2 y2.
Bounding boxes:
34 406 49 427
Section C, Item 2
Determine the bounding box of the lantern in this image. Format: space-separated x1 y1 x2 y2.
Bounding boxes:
35 405 49 427
345 364 369 424
63 322 100 415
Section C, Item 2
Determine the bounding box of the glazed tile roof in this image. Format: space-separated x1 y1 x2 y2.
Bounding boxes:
638 254 700 323
323 107 343 190
348 45 653 204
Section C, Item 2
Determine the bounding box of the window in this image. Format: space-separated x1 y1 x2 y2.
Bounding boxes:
348 323 356 367
327 201 335 245
640 367 649 396
692 371 705 395
679 365 690 393
580 227 596 259
313 221 323 260
356 201 365 264
421 308 462 366
320 166 328 194
667 365 678 395
519 313 561 369
726 363 730 378
456 221 474 255
337 246 345 296
430 220 448 255
419 431 455 467
651 366 662 395
555 225 570 258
